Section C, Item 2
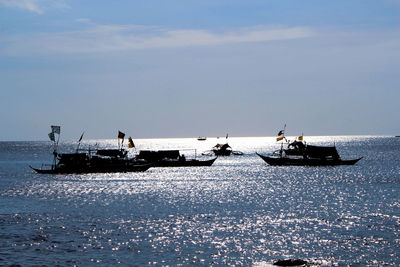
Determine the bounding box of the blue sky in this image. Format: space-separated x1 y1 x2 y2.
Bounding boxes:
1 0 399 140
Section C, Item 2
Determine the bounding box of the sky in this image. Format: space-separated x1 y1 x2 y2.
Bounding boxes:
1 0 399 140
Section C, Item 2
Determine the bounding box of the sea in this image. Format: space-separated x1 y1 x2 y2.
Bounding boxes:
0 136 399 266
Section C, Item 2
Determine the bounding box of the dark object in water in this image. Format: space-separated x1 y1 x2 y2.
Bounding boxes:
212 143 232 156
31 127 151 174
197 136 207 141
203 143 243 156
257 140 362 166
136 150 217 167
274 259 308 266
31 149 152 174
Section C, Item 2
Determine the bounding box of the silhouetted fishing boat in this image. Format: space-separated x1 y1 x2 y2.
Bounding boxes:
202 143 244 156
31 148 152 174
197 136 207 141
212 143 232 156
202 134 243 156
258 126 362 166
257 140 362 166
30 127 152 174
136 150 217 167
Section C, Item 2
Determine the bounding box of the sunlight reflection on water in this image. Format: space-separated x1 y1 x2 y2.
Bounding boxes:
0 136 399 265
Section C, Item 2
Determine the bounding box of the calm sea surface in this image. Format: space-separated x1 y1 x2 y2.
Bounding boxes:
0 136 399 266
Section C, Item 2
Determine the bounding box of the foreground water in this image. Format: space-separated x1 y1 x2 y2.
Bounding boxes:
0 136 399 266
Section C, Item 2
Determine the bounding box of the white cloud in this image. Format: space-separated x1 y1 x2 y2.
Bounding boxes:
0 0 69 14
1 24 315 55
0 0 43 14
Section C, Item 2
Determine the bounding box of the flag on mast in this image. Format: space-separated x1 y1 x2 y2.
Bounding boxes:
276 124 286 142
128 137 135 148
48 132 55 142
118 131 125 139
51 125 61 134
118 131 125 147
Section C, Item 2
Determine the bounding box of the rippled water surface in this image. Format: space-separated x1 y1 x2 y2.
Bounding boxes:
1 136 399 266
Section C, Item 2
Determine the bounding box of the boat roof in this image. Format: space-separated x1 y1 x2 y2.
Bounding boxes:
137 150 180 161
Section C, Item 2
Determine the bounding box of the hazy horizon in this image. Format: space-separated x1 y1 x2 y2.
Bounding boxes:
0 133 394 142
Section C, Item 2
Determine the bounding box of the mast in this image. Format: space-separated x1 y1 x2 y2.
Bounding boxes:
276 124 286 158
49 125 61 169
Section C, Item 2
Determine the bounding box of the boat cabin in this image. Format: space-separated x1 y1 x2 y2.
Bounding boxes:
137 150 182 162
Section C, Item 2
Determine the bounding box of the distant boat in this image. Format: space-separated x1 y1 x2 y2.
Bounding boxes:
212 143 232 156
136 150 217 167
257 140 362 166
197 136 207 141
202 143 243 156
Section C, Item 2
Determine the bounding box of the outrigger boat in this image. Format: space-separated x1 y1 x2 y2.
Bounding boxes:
257 127 362 166
136 150 217 167
30 154 152 174
30 127 152 174
211 143 232 156
202 134 243 156
257 149 362 166
203 143 244 156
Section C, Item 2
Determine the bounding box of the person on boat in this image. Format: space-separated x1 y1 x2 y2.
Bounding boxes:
179 154 186 162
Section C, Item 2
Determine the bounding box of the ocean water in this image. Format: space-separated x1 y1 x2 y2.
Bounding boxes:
0 136 399 266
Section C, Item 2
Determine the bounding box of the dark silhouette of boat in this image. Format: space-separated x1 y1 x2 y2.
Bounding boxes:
31 127 152 174
197 136 207 141
202 143 244 156
212 143 232 156
136 150 217 167
257 140 362 166
31 149 152 174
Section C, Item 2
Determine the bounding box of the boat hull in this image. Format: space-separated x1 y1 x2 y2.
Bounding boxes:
256 153 362 166
30 163 153 174
154 157 217 167
213 150 232 156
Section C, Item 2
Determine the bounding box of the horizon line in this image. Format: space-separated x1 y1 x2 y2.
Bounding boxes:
0 134 395 142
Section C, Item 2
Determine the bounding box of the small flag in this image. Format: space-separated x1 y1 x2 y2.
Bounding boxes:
48 132 55 142
78 132 84 143
118 131 125 139
128 137 135 148
298 135 303 141
276 136 284 142
277 130 284 136
51 125 61 134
